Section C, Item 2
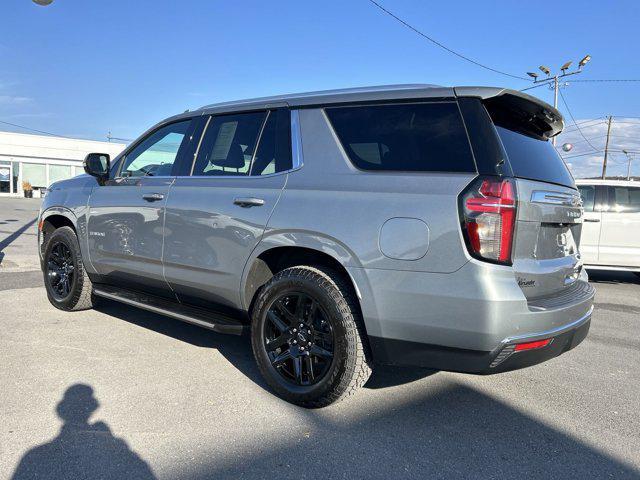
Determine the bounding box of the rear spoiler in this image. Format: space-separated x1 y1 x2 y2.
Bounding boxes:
454 87 564 141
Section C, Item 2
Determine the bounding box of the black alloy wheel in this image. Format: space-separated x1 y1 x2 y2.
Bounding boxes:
42 226 96 311
46 241 75 300
264 292 335 386
251 266 372 408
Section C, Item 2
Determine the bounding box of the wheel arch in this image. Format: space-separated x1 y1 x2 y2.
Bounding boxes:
39 207 90 269
241 233 367 328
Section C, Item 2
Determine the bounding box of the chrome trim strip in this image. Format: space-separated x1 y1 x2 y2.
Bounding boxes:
531 190 582 207
291 109 304 169
501 305 593 344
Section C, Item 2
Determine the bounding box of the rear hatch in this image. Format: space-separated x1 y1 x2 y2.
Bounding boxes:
487 92 583 300
457 88 584 301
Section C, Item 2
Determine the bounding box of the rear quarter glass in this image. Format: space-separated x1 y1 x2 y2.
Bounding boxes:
324 102 476 173
495 126 575 189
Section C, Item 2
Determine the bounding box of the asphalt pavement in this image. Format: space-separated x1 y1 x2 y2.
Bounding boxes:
1 197 639 479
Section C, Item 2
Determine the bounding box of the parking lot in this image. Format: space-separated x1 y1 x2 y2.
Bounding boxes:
0 197 639 479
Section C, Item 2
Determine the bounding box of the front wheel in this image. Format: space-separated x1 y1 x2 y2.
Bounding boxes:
43 226 96 311
251 266 371 408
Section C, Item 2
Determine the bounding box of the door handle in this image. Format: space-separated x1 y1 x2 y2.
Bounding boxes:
233 197 265 208
584 218 600 223
142 193 165 202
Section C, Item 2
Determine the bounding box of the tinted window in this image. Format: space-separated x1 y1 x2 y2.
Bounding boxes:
577 185 595 212
121 120 191 177
609 186 640 213
495 126 574 188
325 103 475 172
193 112 266 176
250 109 292 176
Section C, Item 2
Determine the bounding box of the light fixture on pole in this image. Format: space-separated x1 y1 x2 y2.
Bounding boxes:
578 55 591 68
526 55 591 146
32 0 54 5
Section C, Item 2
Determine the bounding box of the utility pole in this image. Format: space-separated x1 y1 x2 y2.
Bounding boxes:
526 55 591 146
602 116 613 179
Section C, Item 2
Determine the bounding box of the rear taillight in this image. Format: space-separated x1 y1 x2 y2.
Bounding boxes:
460 176 516 265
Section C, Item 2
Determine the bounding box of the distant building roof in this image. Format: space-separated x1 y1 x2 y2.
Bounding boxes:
0 130 126 162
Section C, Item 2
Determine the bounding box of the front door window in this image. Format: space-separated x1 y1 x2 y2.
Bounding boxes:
120 120 192 178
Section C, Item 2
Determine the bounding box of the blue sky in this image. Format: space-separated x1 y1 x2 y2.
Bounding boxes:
1 0 639 177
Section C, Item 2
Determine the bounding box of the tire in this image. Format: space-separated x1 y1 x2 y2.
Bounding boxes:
251 266 372 408
43 226 96 311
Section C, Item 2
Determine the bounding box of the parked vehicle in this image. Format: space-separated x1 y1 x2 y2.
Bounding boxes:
576 179 640 275
38 85 594 407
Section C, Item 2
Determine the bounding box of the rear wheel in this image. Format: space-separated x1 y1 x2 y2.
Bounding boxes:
251 266 371 408
43 226 96 311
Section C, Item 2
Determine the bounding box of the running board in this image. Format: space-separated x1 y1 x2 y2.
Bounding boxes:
93 285 247 335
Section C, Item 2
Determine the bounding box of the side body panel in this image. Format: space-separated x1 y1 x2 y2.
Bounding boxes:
163 174 286 310
576 184 603 264
85 176 174 297
260 108 475 338
38 175 97 272
599 185 640 267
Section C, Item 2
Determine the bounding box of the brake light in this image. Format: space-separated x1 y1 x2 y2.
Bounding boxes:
514 338 551 351
460 177 516 264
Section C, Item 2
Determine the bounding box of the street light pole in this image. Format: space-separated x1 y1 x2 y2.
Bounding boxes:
552 75 559 145
623 150 634 180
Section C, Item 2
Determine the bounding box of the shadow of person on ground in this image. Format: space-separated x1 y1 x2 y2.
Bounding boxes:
11 384 156 480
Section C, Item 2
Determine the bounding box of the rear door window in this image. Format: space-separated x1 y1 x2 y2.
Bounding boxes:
325 102 475 172
250 109 292 176
192 112 267 176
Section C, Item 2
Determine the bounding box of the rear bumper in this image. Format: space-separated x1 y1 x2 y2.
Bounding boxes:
369 306 592 374
349 260 594 373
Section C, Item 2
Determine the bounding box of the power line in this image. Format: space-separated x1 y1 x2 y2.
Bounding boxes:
558 89 599 151
570 79 640 83
561 149 640 160
520 82 553 92
562 119 607 131
367 0 529 81
0 119 71 139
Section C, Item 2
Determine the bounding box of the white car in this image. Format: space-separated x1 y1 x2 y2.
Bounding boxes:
576 179 640 275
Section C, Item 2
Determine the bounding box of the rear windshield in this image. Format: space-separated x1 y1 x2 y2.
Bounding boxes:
495 126 575 188
325 103 475 172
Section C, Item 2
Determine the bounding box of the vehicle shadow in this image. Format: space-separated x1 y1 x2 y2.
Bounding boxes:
94 298 438 391
587 269 640 285
10 384 156 480
175 381 639 479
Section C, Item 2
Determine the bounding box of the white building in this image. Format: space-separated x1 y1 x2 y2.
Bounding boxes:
0 131 126 197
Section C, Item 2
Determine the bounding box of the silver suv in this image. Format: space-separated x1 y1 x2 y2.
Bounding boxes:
38 85 594 407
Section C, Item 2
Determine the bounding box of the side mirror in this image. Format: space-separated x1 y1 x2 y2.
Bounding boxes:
83 153 110 183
